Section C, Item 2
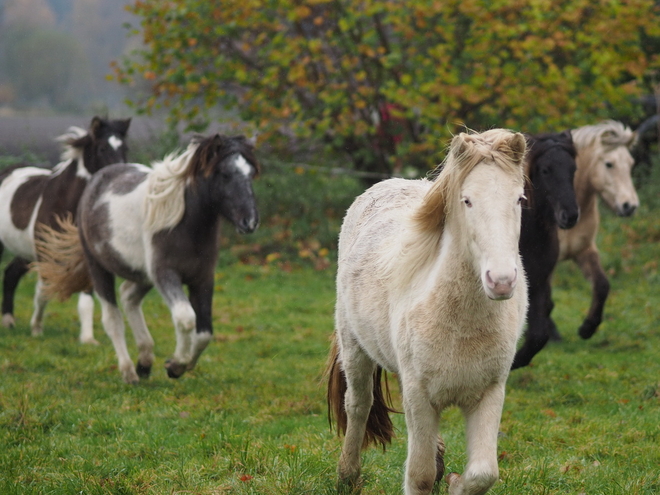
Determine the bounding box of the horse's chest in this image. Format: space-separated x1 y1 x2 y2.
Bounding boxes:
402 299 518 407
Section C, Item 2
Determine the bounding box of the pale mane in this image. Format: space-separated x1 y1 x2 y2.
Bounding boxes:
380 129 525 290
571 120 634 152
54 126 87 168
143 143 199 233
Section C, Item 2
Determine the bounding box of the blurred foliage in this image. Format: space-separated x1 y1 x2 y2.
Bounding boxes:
115 0 660 177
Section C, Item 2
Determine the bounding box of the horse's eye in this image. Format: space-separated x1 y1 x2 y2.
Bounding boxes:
518 195 527 204
605 162 614 169
463 197 472 208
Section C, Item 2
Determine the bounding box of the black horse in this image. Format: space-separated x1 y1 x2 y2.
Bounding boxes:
511 131 579 370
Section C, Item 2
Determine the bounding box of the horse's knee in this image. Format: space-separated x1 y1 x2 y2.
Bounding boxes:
172 301 196 332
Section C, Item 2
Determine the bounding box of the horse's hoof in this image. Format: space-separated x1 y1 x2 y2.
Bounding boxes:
578 319 599 339
121 368 140 385
446 472 461 486
2 314 15 328
337 475 363 494
165 359 187 379
31 326 43 337
136 362 152 378
80 337 100 346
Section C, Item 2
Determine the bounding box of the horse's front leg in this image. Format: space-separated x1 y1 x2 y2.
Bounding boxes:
575 246 609 339
511 286 551 369
401 382 440 495
186 278 214 372
447 382 505 495
153 269 196 378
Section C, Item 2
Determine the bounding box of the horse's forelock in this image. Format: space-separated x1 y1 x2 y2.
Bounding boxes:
186 134 260 181
414 130 525 233
573 120 635 150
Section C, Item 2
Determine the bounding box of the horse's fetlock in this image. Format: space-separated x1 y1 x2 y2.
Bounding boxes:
172 302 196 332
2 313 15 328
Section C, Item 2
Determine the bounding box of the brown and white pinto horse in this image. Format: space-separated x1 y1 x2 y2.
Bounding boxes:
0 116 130 341
557 120 638 340
36 134 260 383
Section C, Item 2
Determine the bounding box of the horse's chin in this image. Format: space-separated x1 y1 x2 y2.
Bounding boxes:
486 291 514 301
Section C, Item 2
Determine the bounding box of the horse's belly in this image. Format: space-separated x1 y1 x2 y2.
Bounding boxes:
0 169 49 259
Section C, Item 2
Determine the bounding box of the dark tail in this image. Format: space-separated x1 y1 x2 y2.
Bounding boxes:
33 213 92 301
325 334 396 450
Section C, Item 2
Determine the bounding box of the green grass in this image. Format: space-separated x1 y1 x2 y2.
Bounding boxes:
0 170 659 494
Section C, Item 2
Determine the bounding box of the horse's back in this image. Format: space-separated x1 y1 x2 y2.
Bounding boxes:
79 163 151 279
337 178 431 370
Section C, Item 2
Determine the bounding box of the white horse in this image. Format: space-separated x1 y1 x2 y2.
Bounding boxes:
327 129 529 495
557 120 638 339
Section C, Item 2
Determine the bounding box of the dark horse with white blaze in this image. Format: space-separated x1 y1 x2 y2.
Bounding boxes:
36 134 260 383
511 131 579 369
0 116 130 342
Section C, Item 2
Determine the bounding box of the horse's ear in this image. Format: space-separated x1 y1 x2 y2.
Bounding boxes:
502 132 526 167
117 118 131 137
450 133 471 160
246 133 258 146
90 116 105 139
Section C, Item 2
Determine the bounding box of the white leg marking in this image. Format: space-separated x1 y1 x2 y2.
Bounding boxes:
171 300 196 365
186 331 213 371
99 297 138 384
77 292 98 345
30 278 48 336
2 313 15 328
119 281 154 370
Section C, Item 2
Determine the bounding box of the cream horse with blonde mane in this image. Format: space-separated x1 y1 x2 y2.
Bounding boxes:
327 129 529 495
557 120 638 340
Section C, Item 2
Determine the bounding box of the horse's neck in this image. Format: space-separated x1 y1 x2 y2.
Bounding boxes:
574 153 599 218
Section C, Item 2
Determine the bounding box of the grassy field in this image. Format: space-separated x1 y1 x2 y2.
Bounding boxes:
0 168 658 494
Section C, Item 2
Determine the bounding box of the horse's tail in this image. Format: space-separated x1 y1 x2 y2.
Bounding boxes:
33 213 92 301
325 333 396 450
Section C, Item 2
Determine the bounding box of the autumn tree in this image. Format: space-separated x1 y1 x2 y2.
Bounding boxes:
115 0 660 176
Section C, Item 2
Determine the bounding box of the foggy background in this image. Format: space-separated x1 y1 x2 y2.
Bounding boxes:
0 0 169 163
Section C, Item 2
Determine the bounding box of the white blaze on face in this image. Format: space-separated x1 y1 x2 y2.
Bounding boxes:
233 154 252 177
108 135 123 151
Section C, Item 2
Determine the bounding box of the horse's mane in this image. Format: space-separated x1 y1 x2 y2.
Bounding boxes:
381 129 526 289
143 134 259 233
55 126 88 165
571 120 634 152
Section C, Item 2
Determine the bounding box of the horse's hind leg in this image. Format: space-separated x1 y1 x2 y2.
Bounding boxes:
30 277 49 336
336 335 377 487
89 258 139 383
575 246 609 339
447 382 505 495
119 281 154 378
77 291 99 345
2 256 29 328
153 268 196 378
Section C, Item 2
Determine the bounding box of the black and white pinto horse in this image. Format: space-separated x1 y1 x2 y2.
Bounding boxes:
36 134 260 383
0 116 130 342
511 131 579 369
